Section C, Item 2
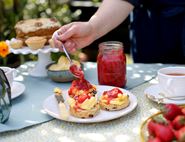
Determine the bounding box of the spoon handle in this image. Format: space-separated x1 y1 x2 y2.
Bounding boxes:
61 44 72 64
53 31 73 64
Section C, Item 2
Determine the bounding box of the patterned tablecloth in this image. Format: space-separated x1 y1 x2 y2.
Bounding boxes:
0 62 172 142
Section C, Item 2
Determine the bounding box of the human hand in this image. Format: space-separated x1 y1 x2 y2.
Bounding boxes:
52 22 95 53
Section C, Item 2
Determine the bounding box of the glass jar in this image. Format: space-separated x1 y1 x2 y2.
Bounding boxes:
0 69 11 123
97 41 126 87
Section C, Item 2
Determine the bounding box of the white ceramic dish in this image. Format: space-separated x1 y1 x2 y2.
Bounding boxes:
144 84 185 105
11 82 25 99
43 85 137 123
7 39 60 77
7 39 59 55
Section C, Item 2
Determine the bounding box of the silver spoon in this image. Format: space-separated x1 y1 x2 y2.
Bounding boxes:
61 44 84 79
61 43 73 64
53 31 73 64
52 31 84 78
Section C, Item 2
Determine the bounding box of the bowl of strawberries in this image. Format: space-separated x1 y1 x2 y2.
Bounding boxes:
140 104 185 142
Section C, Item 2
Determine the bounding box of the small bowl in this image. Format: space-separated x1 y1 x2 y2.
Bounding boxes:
46 63 83 82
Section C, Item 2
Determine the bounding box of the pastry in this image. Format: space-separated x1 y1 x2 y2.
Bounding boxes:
15 18 61 39
99 88 130 111
68 79 97 98
9 38 23 49
68 94 100 118
49 38 55 48
25 36 47 50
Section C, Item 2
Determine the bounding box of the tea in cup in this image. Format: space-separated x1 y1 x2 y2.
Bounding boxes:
0 67 17 87
157 67 185 99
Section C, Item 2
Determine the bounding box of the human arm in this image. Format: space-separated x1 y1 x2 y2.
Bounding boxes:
53 0 134 53
89 0 134 40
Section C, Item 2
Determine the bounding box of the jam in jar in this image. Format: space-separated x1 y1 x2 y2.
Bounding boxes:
97 41 126 87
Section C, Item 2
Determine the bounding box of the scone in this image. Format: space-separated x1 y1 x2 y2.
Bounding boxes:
68 79 97 98
68 94 100 118
99 88 130 111
49 38 55 48
25 36 47 50
9 39 23 49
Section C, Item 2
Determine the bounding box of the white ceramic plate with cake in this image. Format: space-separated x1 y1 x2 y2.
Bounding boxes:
43 85 137 123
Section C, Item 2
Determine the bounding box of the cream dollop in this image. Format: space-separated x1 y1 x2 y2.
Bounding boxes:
110 94 129 105
68 97 97 110
49 56 80 71
79 97 97 110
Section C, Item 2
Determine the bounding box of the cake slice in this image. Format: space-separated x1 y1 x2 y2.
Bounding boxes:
15 18 61 39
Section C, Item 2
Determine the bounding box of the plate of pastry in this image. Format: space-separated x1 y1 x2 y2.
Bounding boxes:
43 80 137 123
7 18 61 53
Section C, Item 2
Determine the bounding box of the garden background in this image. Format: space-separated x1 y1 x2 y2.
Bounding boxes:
0 0 131 67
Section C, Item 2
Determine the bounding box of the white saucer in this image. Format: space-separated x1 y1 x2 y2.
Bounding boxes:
11 82 25 99
144 84 185 104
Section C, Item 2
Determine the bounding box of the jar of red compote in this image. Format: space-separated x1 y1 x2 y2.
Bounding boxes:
97 41 126 87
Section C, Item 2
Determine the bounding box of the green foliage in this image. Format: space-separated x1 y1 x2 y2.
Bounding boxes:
0 0 27 40
0 0 81 40
0 0 101 66
92 0 102 3
0 0 81 66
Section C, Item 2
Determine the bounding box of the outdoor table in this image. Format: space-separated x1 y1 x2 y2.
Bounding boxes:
0 62 175 142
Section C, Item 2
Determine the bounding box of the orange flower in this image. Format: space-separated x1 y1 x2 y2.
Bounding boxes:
0 41 10 58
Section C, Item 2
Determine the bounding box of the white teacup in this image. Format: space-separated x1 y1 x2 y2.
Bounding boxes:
157 67 185 99
0 67 17 87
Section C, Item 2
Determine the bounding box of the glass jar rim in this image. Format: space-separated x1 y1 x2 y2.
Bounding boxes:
99 41 123 47
99 41 124 53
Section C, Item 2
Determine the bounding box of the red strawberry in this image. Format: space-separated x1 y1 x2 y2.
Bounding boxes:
147 137 162 142
174 126 185 142
148 115 171 136
181 108 185 115
162 104 182 121
148 120 157 136
77 94 89 103
172 115 185 130
154 123 174 142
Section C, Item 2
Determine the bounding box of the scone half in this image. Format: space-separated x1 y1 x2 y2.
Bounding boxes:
70 103 100 119
68 95 100 118
99 98 129 111
99 88 130 111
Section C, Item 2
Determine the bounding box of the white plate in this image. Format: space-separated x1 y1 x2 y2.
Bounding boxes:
43 85 137 123
144 84 185 104
11 82 25 99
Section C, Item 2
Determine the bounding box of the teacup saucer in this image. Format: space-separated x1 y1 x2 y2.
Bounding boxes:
11 82 25 99
144 84 185 104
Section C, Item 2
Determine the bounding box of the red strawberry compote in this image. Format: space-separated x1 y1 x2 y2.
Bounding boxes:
69 64 84 79
68 78 97 98
97 41 126 87
69 63 97 98
102 88 123 104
